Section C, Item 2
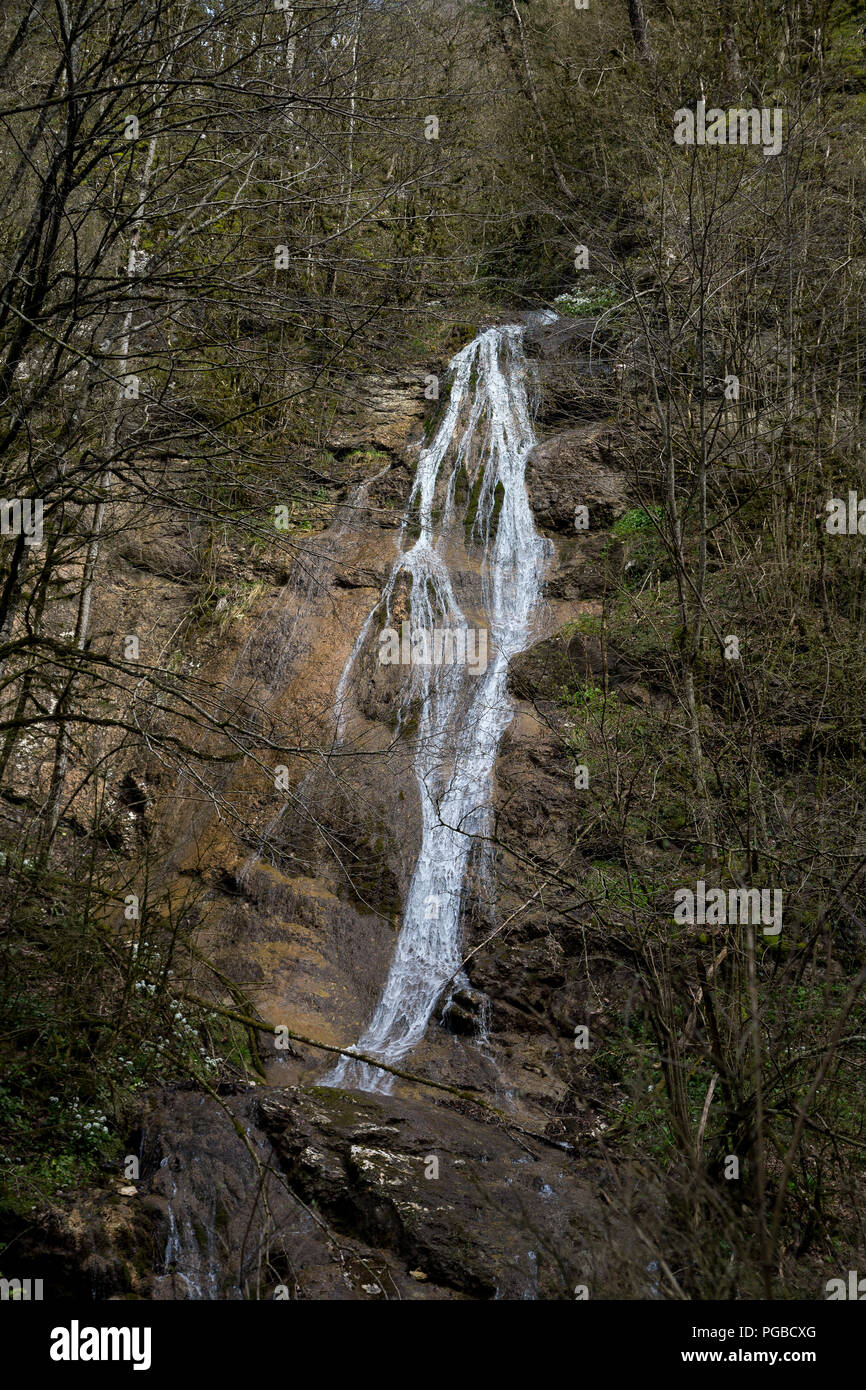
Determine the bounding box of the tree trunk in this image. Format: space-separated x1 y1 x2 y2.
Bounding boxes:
626 0 652 62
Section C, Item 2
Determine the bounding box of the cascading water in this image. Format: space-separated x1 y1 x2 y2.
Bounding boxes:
324 321 552 1092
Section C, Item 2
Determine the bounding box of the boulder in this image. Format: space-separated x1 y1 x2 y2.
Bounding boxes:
526 425 629 535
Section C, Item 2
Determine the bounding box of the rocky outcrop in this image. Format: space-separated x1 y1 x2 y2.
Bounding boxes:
508 628 644 702
135 1087 464 1301
523 313 618 423
526 423 630 535
324 373 430 453
257 1084 632 1299
95 1078 648 1301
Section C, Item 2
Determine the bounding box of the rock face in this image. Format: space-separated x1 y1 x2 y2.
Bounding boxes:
0 1186 153 1301
523 313 618 423
42 314 658 1299
324 372 429 453
136 1087 461 1301
256 1085 630 1299
509 628 640 702
137 314 645 1297
525 424 629 535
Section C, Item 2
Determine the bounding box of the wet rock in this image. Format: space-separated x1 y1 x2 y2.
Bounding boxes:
333 563 388 589
140 1088 459 1301
258 1085 622 1298
438 984 487 1036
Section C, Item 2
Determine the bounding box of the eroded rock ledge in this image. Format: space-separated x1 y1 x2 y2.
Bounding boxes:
256 1084 630 1299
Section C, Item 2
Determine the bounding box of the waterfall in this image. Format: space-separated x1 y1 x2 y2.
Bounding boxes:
324 321 552 1092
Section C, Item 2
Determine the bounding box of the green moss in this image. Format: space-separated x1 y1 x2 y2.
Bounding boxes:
454 463 469 509
491 479 505 534
464 466 485 539
561 613 603 637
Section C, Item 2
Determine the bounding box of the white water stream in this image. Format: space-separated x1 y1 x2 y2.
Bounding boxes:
324 321 552 1091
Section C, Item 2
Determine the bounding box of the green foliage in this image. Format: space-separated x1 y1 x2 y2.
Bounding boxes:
613 505 663 538
0 857 258 1216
